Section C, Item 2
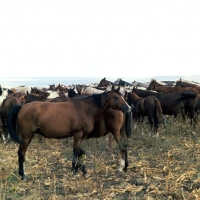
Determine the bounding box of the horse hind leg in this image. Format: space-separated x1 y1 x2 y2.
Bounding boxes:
18 134 34 180
18 143 29 180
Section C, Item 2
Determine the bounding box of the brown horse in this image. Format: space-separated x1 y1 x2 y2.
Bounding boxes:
25 92 47 103
125 92 163 133
98 77 113 87
132 87 198 124
0 95 26 143
68 91 132 174
55 84 69 93
30 87 50 98
147 80 198 94
146 79 168 90
7 86 131 180
175 78 200 87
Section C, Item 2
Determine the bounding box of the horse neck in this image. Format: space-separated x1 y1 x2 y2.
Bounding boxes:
131 94 142 105
81 93 109 120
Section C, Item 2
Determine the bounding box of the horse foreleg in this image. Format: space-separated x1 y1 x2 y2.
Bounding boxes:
75 148 87 174
113 133 128 172
72 132 88 177
1 133 6 144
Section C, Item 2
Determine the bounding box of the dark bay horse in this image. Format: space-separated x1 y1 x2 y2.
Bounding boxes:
7 86 131 180
98 77 113 87
0 95 26 143
25 92 47 103
125 92 163 133
132 88 198 124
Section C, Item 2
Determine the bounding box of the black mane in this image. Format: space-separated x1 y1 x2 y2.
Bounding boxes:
73 90 123 108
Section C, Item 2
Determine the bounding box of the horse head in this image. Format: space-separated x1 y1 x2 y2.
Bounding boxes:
106 85 131 114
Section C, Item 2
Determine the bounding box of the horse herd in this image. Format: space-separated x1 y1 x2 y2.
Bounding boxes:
0 77 199 180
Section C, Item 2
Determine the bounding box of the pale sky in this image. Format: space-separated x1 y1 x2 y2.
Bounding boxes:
0 0 200 78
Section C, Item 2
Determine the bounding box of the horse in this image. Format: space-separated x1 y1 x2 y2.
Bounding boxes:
132 81 148 88
68 88 80 98
15 85 31 94
132 87 198 124
7 86 131 180
81 86 104 95
125 92 163 133
74 84 86 95
98 77 113 87
25 92 47 103
55 84 69 93
30 87 50 98
48 95 68 102
48 84 56 91
175 78 200 87
114 78 132 87
0 95 26 143
146 79 167 90
147 80 198 94
61 90 132 174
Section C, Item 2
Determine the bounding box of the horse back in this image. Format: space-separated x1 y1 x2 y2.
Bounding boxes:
17 101 95 138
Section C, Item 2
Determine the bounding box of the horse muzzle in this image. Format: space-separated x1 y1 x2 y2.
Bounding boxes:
122 104 132 113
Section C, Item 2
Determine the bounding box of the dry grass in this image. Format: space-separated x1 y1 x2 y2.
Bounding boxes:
1 115 200 199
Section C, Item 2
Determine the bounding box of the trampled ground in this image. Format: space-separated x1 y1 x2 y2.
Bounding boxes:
0 116 200 199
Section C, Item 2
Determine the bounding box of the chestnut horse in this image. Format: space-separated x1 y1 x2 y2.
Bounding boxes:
68 90 132 174
125 92 163 133
7 86 131 180
175 78 200 87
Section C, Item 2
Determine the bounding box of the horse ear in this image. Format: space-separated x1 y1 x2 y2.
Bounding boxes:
117 86 120 92
111 85 115 91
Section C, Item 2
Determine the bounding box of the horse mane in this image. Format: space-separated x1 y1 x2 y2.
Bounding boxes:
179 78 200 85
68 88 77 98
155 80 166 85
74 90 123 108
149 78 166 85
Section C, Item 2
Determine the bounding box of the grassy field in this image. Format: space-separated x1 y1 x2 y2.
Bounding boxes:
0 115 200 200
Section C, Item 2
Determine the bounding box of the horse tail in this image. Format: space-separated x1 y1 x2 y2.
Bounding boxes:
154 98 163 129
7 105 23 144
124 112 132 138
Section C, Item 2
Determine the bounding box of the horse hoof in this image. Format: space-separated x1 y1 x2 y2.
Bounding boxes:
83 173 90 179
21 175 28 181
118 167 123 172
72 174 77 179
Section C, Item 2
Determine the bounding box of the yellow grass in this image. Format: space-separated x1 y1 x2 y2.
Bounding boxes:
0 115 200 199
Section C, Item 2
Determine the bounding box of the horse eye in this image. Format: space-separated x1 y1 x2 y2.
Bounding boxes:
114 96 118 100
